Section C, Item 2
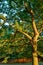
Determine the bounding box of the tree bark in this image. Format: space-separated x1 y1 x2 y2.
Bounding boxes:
32 43 38 65
32 52 38 65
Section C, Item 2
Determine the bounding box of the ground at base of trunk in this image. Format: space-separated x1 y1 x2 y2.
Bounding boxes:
0 58 42 63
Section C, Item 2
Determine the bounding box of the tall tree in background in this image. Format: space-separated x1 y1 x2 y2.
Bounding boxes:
0 0 43 65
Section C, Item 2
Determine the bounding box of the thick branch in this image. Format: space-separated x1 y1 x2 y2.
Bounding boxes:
24 3 39 41
32 19 39 42
24 2 39 35
32 18 39 35
29 10 39 35
17 30 32 41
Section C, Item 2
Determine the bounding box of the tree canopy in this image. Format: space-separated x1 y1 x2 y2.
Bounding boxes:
0 0 43 63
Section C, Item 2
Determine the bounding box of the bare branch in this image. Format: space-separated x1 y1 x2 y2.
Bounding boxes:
24 2 39 35
17 30 32 41
24 2 40 42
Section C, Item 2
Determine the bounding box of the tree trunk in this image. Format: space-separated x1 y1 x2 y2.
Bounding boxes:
32 43 38 65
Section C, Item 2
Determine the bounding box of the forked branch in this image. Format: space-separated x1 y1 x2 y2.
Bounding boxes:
24 2 39 40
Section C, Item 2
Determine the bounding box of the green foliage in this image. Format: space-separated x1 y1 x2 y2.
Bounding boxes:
15 21 22 31
0 0 43 63
2 57 9 63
